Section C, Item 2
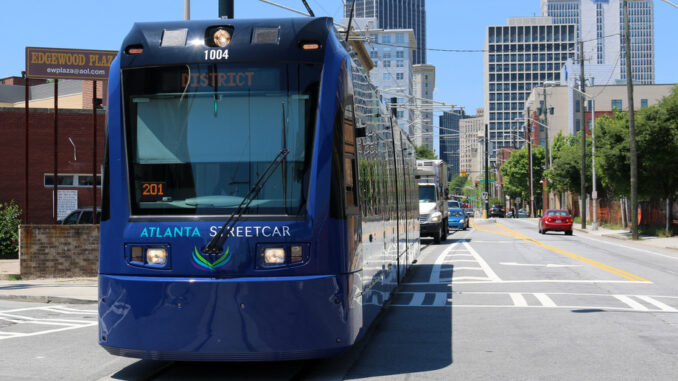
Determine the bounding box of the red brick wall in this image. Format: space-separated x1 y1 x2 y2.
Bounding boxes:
0 107 106 224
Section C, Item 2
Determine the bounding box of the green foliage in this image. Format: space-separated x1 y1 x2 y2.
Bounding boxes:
415 145 437 160
449 174 468 195
500 146 545 203
545 131 600 196
596 85 678 202
489 198 502 206
0 201 22 259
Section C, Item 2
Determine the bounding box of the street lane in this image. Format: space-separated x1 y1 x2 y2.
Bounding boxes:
346 219 678 380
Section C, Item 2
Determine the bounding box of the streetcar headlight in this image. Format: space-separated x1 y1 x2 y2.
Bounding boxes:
430 212 442 223
146 248 168 265
213 28 231 48
263 248 285 265
290 246 303 263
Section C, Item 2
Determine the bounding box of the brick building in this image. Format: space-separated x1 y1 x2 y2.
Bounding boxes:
0 78 106 224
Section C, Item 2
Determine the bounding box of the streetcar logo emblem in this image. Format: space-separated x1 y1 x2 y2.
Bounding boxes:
192 246 231 271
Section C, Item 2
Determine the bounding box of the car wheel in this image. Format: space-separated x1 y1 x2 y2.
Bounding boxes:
566 230 573 236
433 229 441 244
440 224 447 242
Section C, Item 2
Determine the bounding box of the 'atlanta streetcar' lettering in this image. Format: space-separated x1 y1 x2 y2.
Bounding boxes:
139 225 290 238
181 72 254 88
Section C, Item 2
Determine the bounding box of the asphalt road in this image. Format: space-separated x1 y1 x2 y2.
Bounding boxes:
1 219 677 380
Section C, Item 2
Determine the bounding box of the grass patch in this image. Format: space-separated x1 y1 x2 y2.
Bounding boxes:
8 275 20 281
602 223 623 230
640 225 674 238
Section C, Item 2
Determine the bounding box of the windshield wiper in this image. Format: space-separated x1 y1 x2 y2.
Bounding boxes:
202 148 289 254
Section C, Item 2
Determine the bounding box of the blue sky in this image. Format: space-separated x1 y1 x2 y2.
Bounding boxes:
1 0 676 116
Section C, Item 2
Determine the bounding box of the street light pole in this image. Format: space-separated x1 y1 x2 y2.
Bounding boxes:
571 86 597 230
527 121 534 217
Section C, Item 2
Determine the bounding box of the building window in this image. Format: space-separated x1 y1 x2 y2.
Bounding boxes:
641 99 648 108
383 60 391 67
396 50 404 58
383 73 391 80
44 174 102 187
395 33 404 44
396 60 404 67
397 110 404 118
576 119 581 132
396 73 404 80
575 99 580 113
611 99 622 110
382 34 391 44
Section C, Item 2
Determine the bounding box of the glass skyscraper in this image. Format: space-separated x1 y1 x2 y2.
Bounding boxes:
541 0 654 84
345 0 427 64
439 110 470 178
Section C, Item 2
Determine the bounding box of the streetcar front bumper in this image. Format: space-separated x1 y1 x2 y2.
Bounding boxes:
98 274 355 361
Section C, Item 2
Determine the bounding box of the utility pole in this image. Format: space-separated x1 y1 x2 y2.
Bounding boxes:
579 39 587 230
542 86 550 210
623 0 639 240
527 121 534 218
184 0 190 20
484 123 489 218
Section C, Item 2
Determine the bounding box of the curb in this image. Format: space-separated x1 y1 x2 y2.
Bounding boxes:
0 294 97 304
0 274 21 281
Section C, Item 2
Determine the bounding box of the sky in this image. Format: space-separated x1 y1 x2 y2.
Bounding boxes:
1 0 676 123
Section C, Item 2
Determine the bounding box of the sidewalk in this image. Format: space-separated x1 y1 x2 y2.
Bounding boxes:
512 217 678 251
0 275 97 304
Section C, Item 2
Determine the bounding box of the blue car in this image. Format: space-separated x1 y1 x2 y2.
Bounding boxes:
448 208 469 230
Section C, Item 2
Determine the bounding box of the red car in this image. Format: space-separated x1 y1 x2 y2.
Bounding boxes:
539 209 573 235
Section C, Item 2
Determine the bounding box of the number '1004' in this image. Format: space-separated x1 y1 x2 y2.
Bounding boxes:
204 49 229 60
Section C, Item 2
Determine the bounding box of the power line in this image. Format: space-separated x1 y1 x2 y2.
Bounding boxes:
659 0 678 9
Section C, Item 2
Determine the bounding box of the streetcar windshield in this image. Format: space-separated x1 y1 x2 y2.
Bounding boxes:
123 63 321 215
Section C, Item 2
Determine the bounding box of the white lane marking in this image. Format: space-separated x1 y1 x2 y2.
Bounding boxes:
534 293 556 307
452 267 484 271
452 276 494 281
636 295 678 312
433 293 448 306
406 279 652 285
463 242 501 282
500 262 582 268
614 295 649 311
449 260 481 263
450 254 474 257
391 305 678 312
409 293 425 306
429 242 459 284
0 306 97 341
510 293 528 307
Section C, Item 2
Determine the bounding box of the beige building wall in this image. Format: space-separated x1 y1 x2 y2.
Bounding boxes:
460 111 484 180
15 94 83 109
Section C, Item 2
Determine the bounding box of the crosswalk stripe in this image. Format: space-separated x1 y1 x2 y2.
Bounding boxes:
534 293 556 307
510 293 528 307
614 295 649 311
636 296 678 312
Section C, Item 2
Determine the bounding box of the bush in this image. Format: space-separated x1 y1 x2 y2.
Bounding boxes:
0 201 22 259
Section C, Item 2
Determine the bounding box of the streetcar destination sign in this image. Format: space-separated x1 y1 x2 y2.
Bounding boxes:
26 47 117 80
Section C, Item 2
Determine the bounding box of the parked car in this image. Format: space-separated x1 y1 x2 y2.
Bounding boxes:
58 208 101 225
489 204 506 218
539 209 573 235
448 208 469 231
518 210 529 218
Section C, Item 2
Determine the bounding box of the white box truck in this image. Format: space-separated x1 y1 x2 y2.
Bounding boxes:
416 159 449 243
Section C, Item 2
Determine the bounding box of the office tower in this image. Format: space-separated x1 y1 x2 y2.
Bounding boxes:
459 109 484 181
439 110 470 179
541 0 654 84
345 0 427 64
484 17 576 163
412 64 435 148
366 28 417 133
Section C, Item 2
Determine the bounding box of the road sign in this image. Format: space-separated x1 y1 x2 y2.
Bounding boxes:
481 192 489 200
516 197 521 204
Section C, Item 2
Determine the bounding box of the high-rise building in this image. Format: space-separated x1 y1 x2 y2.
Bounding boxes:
345 0 427 64
365 28 417 133
459 109 484 181
439 110 470 179
412 64 435 148
484 17 576 163
541 0 654 84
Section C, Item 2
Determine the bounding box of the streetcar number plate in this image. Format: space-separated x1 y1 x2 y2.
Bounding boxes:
139 181 166 202
556 219 562 223
204 49 229 61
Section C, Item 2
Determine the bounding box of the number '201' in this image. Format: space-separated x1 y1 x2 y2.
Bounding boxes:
142 183 164 196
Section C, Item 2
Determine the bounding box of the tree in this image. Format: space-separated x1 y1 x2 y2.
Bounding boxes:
596 86 678 234
500 146 545 205
415 145 437 160
546 131 601 197
0 201 22 259
449 174 468 196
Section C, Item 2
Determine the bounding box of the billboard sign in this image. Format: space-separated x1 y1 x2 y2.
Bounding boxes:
26 47 117 80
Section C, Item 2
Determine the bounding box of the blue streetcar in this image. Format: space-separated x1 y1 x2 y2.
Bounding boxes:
99 17 419 361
